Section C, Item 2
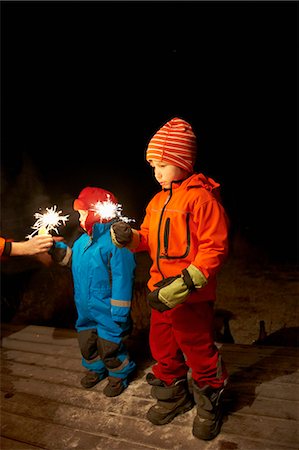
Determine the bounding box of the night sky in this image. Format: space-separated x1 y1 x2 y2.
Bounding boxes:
1 1 298 263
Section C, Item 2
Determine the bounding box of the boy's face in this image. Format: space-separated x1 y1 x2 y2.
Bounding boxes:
78 209 88 230
150 160 189 189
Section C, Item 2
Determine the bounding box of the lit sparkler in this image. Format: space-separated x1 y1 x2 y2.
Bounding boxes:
26 205 69 238
91 194 134 223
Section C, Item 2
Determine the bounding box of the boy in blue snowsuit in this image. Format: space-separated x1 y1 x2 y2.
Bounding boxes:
50 186 136 396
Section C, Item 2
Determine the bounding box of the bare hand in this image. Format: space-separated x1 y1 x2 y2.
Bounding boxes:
10 235 54 256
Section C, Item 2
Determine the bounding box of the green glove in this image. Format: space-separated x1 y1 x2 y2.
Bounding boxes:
150 264 207 310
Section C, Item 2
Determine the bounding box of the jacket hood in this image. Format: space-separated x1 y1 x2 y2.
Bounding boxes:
91 221 114 240
74 186 118 236
173 173 221 201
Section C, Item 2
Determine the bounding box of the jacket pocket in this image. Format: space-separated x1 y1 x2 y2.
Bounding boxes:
161 214 191 259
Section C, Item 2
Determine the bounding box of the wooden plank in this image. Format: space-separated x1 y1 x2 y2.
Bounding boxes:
223 347 299 365
0 393 199 450
227 367 299 385
226 394 299 420
2 411 296 450
1 330 78 347
2 369 298 423
1 324 299 450
1 373 298 428
221 413 299 447
1 412 164 450
1 362 84 387
2 347 298 394
1 387 298 450
1 357 298 406
1 339 81 359
2 324 298 376
227 381 299 401
0 437 46 449
212 436 299 450
2 324 298 365
2 324 298 358
1 324 77 339
1 349 85 373
2 338 298 382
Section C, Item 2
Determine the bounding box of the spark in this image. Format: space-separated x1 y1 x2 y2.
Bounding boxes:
91 194 134 223
26 205 69 238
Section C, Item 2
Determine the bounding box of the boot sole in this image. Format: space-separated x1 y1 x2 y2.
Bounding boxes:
103 386 124 397
81 379 102 389
147 399 194 426
80 373 106 389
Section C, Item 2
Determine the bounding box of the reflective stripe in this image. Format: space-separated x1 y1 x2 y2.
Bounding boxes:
60 246 72 266
83 354 102 365
109 357 129 372
111 299 131 307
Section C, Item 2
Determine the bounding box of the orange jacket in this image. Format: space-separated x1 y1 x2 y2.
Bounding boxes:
0 236 5 256
0 236 12 258
135 173 229 301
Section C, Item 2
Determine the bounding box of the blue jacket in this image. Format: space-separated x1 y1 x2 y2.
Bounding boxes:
55 221 136 343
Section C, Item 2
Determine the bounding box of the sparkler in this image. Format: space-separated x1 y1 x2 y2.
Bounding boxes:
91 194 134 223
26 205 69 238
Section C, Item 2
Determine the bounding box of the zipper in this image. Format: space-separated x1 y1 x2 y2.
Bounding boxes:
156 190 172 279
164 218 170 256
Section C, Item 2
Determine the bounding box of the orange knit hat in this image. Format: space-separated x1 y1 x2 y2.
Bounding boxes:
146 117 197 173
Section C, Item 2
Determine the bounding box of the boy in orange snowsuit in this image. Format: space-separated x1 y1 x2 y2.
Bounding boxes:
110 117 229 440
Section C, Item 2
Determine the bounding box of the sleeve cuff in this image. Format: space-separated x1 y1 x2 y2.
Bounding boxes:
3 241 12 257
187 264 208 288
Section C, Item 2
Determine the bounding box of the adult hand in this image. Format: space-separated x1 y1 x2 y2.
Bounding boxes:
10 234 54 256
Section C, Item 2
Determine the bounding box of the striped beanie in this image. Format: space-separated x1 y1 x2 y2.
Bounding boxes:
146 117 197 173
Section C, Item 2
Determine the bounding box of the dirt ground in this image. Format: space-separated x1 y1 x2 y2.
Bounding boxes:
215 254 299 345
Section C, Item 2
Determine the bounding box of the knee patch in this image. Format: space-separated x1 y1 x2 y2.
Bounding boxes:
97 336 122 369
78 328 98 360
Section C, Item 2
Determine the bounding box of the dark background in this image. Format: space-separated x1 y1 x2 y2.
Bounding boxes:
1 1 298 263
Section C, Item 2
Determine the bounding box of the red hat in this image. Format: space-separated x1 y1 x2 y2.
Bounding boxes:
73 187 118 234
146 117 197 173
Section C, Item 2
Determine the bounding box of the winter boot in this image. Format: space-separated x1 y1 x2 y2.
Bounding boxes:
192 382 225 440
81 371 104 389
103 376 125 397
146 373 194 425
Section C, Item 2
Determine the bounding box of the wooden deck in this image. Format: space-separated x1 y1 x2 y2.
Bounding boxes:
1 323 298 450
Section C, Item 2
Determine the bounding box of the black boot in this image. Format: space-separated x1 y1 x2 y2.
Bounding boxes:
103 376 125 397
192 381 225 440
81 371 104 389
146 374 194 425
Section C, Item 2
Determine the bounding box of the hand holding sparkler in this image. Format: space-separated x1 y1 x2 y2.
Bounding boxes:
88 193 139 249
110 221 140 250
10 234 54 256
110 221 133 248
